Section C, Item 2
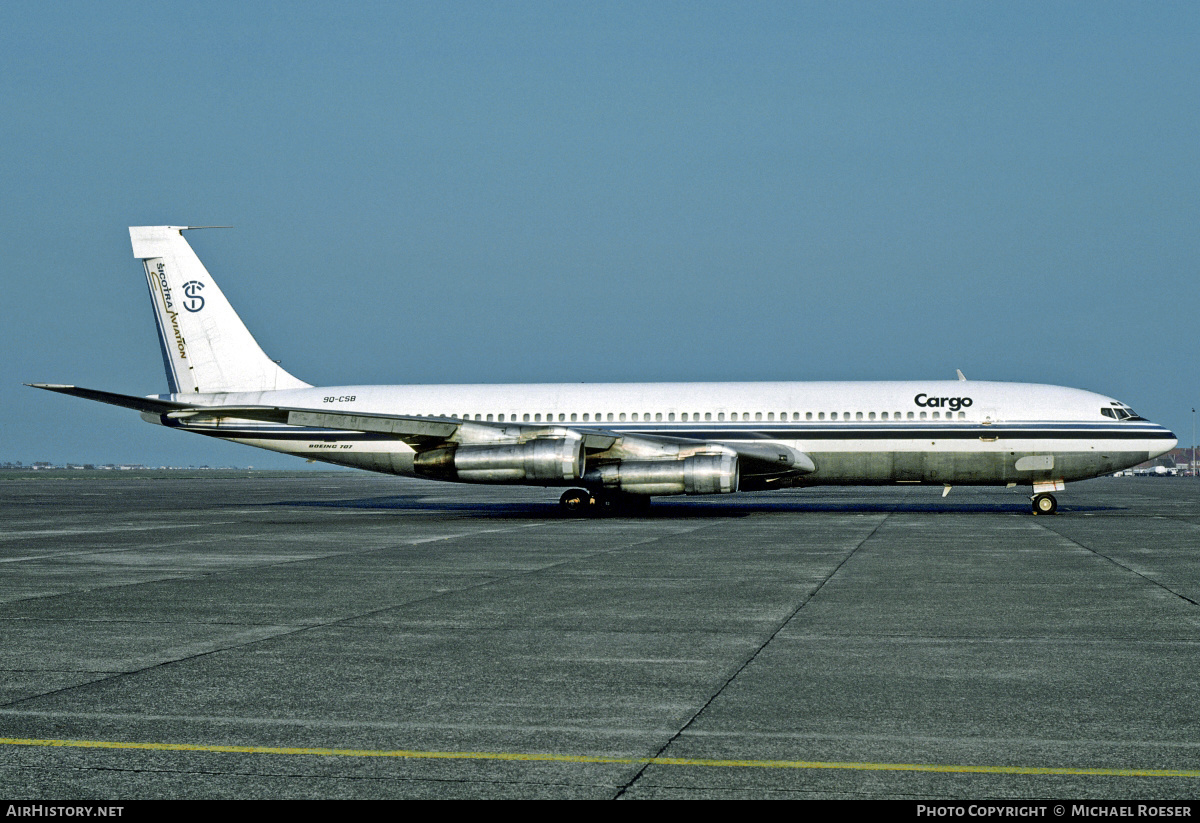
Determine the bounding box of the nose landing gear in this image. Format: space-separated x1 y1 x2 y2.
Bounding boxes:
1030 480 1064 515
1032 493 1058 515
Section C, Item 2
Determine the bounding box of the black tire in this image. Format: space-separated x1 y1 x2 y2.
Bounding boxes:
559 488 594 514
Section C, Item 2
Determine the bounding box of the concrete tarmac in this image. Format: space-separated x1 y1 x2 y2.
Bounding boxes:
1 471 1198 799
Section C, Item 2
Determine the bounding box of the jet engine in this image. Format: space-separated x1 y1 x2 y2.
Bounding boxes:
413 438 585 483
585 453 739 496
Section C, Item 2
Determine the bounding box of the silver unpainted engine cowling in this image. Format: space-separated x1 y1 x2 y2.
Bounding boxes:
413 438 585 483
586 453 739 496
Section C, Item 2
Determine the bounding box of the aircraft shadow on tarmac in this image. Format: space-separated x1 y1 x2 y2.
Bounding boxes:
262 495 1118 518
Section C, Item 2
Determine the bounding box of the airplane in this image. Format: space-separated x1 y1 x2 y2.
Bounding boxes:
29 225 1178 516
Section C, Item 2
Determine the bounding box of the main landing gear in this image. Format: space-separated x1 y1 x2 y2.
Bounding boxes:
559 488 592 513
1032 493 1058 515
559 488 652 516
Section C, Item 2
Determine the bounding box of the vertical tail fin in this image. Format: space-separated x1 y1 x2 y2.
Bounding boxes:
130 226 309 394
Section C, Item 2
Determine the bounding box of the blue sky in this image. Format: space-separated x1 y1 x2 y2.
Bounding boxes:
3 1 1197 466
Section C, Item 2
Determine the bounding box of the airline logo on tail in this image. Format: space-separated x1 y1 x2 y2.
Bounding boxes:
182 281 205 312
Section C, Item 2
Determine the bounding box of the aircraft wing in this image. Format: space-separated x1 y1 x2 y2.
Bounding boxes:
210 407 812 475
194 405 813 476
27 384 815 476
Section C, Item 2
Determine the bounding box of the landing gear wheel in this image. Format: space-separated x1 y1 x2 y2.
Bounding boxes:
559 488 594 514
1032 493 1057 515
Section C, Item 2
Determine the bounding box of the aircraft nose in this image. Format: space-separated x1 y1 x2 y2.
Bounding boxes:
1154 427 1178 456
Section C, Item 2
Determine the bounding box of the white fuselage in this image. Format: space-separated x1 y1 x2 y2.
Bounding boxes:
156 379 1177 489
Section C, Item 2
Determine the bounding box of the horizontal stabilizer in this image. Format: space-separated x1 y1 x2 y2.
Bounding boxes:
26 384 193 415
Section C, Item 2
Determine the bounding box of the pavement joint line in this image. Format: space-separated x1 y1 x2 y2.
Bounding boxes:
2 737 1198 778
1035 521 1200 608
614 509 896 798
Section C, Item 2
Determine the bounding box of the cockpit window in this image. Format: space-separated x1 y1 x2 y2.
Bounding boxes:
1104 403 1145 422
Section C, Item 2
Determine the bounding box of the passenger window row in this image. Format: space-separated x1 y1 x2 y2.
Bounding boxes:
415 410 970 422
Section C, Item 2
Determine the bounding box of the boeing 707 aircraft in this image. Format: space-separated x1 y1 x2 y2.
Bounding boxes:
30 226 1177 515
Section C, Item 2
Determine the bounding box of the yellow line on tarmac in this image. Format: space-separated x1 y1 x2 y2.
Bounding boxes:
2 737 1199 778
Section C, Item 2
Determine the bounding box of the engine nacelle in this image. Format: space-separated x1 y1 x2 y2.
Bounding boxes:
586 454 739 496
413 438 585 483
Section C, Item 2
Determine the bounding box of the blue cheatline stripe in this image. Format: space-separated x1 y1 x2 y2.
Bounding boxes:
634 428 1167 441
